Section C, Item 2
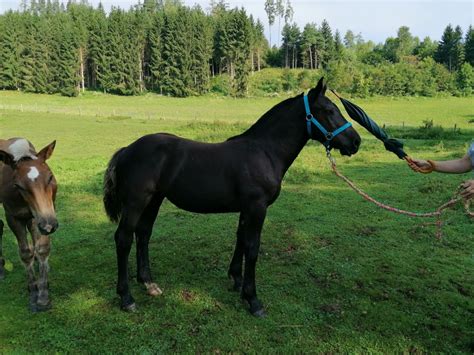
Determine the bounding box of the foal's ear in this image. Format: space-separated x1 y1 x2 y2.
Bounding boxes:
315 77 327 97
37 141 56 161
0 150 15 167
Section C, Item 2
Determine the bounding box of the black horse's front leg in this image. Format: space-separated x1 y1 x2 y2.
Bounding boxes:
240 202 267 317
0 219 5 280
228 214 245 291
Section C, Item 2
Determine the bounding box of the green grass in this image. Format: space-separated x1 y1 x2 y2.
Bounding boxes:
0 91 473 353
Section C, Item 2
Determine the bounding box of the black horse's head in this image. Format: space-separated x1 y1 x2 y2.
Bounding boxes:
307 78 360 156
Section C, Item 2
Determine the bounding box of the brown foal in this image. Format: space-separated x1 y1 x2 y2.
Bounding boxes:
0 138 58 312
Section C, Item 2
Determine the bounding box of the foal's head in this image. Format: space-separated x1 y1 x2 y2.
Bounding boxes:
307 78 361 156
0 141 58 235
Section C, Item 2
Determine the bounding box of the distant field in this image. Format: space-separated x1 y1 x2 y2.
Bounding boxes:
0 91 472 353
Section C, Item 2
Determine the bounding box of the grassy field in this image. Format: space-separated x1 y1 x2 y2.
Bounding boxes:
0 91 473 353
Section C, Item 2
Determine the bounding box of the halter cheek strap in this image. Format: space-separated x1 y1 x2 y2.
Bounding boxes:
304 94 352 148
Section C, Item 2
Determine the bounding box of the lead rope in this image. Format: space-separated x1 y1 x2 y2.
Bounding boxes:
326 150 473 239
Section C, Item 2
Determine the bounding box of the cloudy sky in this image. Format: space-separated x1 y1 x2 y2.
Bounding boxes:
0 0 472 44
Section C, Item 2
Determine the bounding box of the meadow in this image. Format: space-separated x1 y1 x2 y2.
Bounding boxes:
0 91 473 353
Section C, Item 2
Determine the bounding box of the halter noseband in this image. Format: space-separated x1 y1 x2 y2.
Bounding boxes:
304 94 352 149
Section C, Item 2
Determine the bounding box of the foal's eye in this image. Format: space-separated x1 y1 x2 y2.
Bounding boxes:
14 183 25 191
48 175 54 184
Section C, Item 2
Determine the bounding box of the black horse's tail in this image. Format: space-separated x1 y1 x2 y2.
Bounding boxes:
103 147 125 223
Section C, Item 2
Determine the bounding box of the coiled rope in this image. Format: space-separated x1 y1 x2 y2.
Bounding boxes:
326 151 473 239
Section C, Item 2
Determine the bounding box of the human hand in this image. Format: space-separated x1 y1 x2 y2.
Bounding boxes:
406 158 435 173
460 180 474 200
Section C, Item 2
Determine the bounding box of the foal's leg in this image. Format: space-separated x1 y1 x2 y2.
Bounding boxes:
0 219 5 280
240 202 267 317
6 214 37 311
28 220 51 311
228 214 245 291
136 195 163 297
115 201 149 312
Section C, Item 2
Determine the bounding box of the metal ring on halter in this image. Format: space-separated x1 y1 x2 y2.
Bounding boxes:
306 114 313 121
325 132 333 140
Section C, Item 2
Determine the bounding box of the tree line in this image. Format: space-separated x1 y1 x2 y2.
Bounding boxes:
0 0 473 97
0 0 266 97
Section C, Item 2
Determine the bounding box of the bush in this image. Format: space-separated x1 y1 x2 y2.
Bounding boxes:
210 74 231 96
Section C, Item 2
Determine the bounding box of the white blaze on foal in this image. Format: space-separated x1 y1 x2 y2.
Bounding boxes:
27 167 40 182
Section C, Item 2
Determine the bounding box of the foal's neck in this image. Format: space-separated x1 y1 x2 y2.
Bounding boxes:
257 98 310 178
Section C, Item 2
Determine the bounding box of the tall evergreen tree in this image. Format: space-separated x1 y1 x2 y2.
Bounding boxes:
319 19 334 69
0 12 23 90
88 4 108 90
464 25 474 66
160 6 193 96
435 24 464 71
229 9 251 96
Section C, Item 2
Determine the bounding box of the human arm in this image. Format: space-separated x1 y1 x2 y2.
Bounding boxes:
408 154 472 174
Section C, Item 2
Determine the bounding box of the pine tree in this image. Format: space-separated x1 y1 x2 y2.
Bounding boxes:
0 12 23 90
435 24 464 72
189 7 213 94
147 11 164 91
334 30 344 62
464 25 474 66
88 4 109 91
160 6 193 96
319 19 334 69
230 9 251 96
49 12 80 96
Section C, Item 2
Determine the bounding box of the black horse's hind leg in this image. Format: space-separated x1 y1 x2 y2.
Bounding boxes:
228 214 245 291
0 219 5 280
136 195 163 297
240 201 267 317
115 202 149 312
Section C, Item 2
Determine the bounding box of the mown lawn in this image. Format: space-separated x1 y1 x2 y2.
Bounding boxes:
0 92 473 353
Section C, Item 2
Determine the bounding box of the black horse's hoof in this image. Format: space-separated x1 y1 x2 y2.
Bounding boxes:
121 302 137 312
229 281 242 292
251 308 266 318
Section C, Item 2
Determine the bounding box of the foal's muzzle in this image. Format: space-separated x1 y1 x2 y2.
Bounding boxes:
38 218 59 235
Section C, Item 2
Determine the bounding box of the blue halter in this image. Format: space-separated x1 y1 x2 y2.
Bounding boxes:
304 94 352 148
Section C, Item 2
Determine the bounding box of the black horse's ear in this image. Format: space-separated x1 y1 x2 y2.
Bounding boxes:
0 150 15 168
314 77 325 96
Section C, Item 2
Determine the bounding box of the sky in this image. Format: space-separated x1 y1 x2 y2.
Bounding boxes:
0 0 472 44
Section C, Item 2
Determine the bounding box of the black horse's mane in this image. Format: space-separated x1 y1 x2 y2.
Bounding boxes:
227 93 304 141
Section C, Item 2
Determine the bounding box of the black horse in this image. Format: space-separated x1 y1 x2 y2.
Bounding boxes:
103 78 361 316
